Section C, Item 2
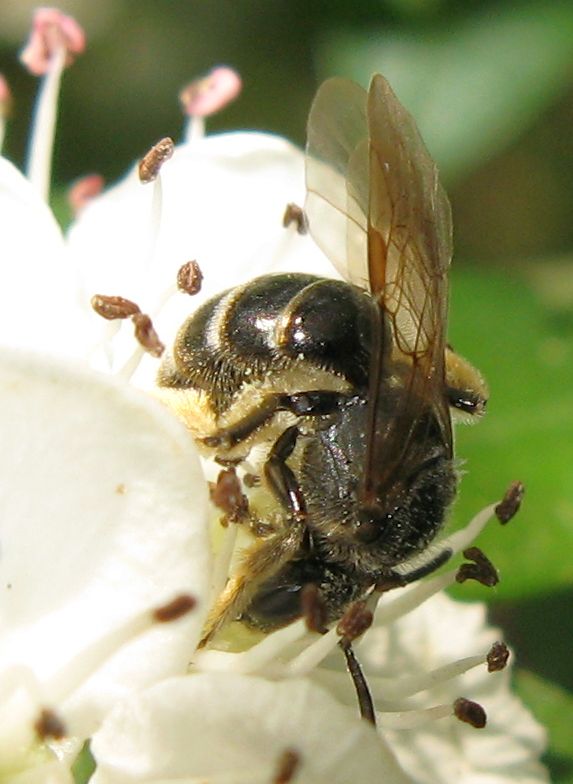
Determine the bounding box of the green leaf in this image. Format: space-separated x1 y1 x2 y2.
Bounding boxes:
72 741 96 784
447 267 573 600
515 670 573 782
316 1 573 182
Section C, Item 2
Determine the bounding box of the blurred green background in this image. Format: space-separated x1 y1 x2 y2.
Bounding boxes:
2 0 573 778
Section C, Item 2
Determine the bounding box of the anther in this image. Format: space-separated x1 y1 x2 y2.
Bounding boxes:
283 203 309 235
34 707 67 740
138 137 174 184
91 294 141 320
336 601 373 642
177 260 203 296
495 481 525 524
20 8 85 76
487 641 510 672
153 594 197 622
453 697 487 729
301 584 328 635
132 313 165 357
210 467 249 522
455 547 499 587
179 66 242 118
273 748 301 784
68 174 105 215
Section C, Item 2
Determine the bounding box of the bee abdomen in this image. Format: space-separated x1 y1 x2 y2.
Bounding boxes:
158 273 374 414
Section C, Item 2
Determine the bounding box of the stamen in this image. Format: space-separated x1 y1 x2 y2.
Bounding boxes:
283 203 308 235
487 641 510 672
495 480 525 524
301 584 328 635
273 748 301 784
138 137 174 184
180 66 242 142
21 9 85 201
438 502 498 556
337 601 373 642
47 593 196 705
194 619 308 674
154 594 197 622
177 260 203 296
132 313 165 357
377 703 453 730
0 74 12 151
453 697 487 728
91 294 141 320
34 707 66 740
210 467 249 522
455 547 499 587
68 173 105 215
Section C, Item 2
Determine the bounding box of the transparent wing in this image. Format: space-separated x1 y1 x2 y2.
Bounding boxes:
304 74 454 500
305 78 370 290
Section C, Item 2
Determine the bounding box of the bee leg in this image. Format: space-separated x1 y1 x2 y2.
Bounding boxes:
200 426 310 647
380 546 453 590
203 390 349 450
198 518 305 648
264 425 306 522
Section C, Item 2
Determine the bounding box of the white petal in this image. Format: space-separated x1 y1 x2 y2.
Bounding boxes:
91 674 410 784
0 157 89 357
0 348 210 737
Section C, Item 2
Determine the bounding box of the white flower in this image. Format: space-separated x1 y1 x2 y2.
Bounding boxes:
0 348 210 781
0 8 549 783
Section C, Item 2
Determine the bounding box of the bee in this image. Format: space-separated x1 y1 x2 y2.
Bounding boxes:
158 74 488 647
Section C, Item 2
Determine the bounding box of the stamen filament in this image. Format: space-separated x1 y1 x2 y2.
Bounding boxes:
27 46 66 201
184 115 205 143
194 620 307 674
441 503 497 556
376 703 452 730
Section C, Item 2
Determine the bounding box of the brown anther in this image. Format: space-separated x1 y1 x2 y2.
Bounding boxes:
154 594 197 623
273 748 301 784
132 313 165 357
210 467 249 522
138 137 174 183
495 481 525 524
487 641 510 672
337 601 373 642
301 584 328 634
91 294 140 320
243 472 261 488
453 697 487 729
34 708 67 740
455 547 499 587
283 203 309 235
177 260 203 295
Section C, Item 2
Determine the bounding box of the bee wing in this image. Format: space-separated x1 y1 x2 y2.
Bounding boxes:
305 78 370 290
305 74 453 495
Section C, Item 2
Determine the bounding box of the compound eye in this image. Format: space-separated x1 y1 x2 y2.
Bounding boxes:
355 508 392 544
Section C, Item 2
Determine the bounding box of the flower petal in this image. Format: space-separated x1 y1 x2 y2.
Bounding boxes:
0 157 88 356
90 673 410 784
0 348 210 737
